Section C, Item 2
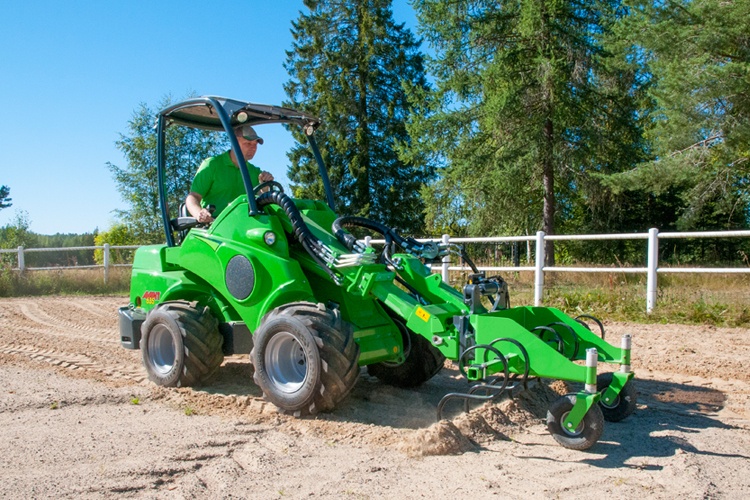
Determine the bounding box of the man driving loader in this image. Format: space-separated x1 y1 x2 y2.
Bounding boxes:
185 124 274 223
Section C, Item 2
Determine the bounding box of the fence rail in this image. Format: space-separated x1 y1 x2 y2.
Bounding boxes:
3 229 750 312
367 228 750 312
0 244 140 283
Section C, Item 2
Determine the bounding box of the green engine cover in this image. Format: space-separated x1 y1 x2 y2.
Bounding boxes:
127 196 404 365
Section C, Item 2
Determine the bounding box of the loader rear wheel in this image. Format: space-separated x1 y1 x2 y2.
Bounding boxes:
251 302 360 417
140 301 224 387
597 372 637 422
546 394 604 450
367 316 445 388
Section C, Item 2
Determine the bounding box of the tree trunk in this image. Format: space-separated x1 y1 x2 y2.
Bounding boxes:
542 116 556 266
355 2 371 216
539 2 556 267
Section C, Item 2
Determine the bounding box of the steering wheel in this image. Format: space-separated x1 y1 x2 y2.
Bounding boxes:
253 180 285 196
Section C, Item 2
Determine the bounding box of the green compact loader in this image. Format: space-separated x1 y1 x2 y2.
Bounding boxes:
119 96 636 450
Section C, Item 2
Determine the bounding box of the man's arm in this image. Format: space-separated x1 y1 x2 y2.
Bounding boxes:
186 191 213 223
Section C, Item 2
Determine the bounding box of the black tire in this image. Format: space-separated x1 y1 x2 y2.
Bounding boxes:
546 394 605 451
367 315 445 388
597 372 637 422
140 301 224 387
251 302 360 417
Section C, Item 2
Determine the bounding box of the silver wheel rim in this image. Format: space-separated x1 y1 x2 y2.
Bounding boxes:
266 331 307 393
560 410 585 437
148 324 176 375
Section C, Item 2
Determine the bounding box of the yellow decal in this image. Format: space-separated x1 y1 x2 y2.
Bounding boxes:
415 307 431 322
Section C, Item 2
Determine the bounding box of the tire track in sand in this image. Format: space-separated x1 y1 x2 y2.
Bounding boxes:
14 300 115 342
0 342 146 383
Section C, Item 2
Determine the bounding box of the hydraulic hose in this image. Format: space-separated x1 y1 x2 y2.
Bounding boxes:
332 215 396 250
333 214 482 277
257 190 341 284
332 215 405 266
332 215 437 266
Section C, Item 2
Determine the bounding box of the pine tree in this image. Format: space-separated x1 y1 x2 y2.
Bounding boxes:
408 0 646 263
283 0 432 234
604 0 750 233
0 185 11 210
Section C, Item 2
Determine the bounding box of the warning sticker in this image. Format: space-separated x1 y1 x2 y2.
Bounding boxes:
415 307 431 322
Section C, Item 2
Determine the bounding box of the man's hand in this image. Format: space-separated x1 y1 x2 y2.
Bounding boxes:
186 191 213 223
196 208 214 224
257 171 275 194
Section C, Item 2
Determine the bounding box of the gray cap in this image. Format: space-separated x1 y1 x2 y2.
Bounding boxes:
235 124 264 144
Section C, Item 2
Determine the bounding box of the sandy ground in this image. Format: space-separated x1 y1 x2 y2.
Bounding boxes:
1 296 749 499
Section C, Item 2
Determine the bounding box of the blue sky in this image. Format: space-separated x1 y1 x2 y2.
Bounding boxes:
0 0 418 235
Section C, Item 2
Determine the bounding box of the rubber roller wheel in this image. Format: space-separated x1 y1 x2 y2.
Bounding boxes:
597 372 637 422
546 394 605 450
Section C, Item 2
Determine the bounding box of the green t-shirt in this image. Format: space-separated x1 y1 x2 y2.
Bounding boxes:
190 151 261 217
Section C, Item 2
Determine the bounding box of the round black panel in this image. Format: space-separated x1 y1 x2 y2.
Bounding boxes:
225 255 255 300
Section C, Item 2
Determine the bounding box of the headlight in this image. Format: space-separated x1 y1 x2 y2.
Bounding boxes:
263 231 276 246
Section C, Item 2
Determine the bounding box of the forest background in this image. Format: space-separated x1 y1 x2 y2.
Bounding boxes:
2 0 749 271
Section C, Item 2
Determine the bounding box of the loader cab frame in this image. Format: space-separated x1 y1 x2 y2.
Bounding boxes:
155 96 335 247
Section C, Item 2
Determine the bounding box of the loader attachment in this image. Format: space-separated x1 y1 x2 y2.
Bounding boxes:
331 218 637 451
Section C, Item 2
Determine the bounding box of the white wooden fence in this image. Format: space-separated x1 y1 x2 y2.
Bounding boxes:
369 228 750 313
0 244 140 284
3 229 750 312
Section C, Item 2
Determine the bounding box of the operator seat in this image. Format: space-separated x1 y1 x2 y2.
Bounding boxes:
170 203 199 244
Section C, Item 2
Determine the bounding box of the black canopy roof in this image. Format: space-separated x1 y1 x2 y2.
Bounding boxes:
159 96 320 132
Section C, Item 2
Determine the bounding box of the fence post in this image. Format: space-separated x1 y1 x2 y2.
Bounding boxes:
441 234 450 283
647 228 659 313
103 243 110 284
17 246 25 271
534 231 545 306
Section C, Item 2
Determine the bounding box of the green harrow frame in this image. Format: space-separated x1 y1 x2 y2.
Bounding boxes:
328 237 636 450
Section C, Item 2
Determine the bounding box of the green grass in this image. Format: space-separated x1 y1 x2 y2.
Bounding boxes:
0 266 130 297
2 265 749 327
450 270 750 327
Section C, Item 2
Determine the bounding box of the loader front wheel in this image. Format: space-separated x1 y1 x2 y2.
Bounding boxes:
367 316 445 388
546 394 604 450
140 301 224 387
251 302 360 417
597 372 637 422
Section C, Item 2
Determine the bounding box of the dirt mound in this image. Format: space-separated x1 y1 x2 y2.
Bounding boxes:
453 411 509 444
401 379 572 455
398 420 475 456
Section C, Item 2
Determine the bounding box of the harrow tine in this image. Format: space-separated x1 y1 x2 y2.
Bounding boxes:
575 314 606 340
437 391 497 421
547 322 580 360
531 325 565 355
489 337 531 391
438 375 533 420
